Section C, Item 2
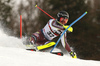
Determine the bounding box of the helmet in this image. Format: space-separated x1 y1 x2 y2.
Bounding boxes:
57 11 69 21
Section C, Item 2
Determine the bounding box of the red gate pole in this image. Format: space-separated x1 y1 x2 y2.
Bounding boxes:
20 15 22 39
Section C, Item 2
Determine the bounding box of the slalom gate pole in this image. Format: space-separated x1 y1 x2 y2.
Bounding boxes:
35 5 55 20
20 15 22 39
50 12 87 53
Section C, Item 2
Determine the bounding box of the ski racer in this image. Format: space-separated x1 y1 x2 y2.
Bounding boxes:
29 11 77 58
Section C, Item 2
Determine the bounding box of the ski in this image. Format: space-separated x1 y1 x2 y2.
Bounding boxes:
26 49 63 56
26 49 36 51
51 52 63 56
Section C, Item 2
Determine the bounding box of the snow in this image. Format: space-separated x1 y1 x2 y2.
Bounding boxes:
0 27 100 66
0 47 100 66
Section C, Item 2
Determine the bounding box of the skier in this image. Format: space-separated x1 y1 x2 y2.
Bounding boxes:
28 11 77 58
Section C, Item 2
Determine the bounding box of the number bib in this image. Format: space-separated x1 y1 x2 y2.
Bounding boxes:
42 19 64 40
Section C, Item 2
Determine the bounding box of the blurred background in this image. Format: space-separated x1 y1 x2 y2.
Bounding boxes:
0 0 100 60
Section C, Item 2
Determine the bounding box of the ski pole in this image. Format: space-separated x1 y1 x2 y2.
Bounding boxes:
50 12 87 53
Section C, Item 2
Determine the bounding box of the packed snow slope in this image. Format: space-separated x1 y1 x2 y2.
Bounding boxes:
0 28 100 66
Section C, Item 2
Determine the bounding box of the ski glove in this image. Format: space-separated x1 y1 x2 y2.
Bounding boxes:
63 25 73 32
69 51 77 58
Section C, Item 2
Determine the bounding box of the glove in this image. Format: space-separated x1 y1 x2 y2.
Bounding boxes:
69 51 77 58
63 25 73 32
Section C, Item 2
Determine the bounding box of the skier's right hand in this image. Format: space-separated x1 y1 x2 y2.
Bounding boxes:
69 51 77 59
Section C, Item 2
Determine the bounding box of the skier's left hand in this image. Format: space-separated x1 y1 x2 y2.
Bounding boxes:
69 51 77 58
63 25 73 32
